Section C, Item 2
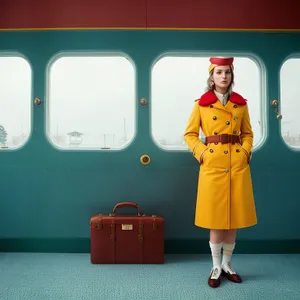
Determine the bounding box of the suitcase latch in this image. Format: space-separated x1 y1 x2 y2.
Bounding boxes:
122 224 133 230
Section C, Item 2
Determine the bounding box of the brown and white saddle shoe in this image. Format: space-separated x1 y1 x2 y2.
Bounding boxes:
221 262 242 283
208 266 221 288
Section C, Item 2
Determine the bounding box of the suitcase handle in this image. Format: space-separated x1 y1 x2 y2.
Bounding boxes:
112 202 143 216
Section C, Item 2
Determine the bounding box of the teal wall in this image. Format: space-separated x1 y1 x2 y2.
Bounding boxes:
0 30 300 253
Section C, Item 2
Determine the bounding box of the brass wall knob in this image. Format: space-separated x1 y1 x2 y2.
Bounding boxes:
271 100 278 107
34 97 42 106
140 154 150 165
140 98 147 106
270 99 283 120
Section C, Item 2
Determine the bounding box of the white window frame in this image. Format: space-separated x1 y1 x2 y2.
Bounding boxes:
279 54 300 151
150 51 267 152
45 51 137 151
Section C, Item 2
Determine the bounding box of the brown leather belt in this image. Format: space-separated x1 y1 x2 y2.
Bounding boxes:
205 134 241 145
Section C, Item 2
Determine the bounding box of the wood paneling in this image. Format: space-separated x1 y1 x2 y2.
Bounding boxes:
0 0 147 29
0 0 299 30
147 0 300 30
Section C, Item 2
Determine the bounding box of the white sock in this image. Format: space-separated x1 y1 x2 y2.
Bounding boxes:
209 241 222 268
222 242 235 265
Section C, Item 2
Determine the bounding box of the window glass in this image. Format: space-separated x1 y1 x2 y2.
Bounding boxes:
280 57 300 148
47 55 135 150
0 56 32 149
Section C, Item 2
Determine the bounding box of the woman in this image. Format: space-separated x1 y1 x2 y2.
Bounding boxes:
184 57 257 288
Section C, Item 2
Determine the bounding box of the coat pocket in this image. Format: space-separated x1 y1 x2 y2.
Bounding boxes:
199 146 209 164
237 144 250 163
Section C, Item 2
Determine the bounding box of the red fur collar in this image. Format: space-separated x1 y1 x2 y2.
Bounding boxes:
198 91 247 106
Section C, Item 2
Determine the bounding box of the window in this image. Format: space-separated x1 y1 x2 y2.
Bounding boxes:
0 55 32 150
47 54 136 150
280 57 300 149
151 55 265 151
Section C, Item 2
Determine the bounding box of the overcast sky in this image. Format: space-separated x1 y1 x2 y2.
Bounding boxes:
0 55 298 149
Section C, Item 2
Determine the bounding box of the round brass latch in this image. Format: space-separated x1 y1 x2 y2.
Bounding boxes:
270 99 283 120
140 98 148 106
140 154 150 165
271 100 278 107
34 97 42 106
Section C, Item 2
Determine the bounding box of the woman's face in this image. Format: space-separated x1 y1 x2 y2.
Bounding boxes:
212 66 232 92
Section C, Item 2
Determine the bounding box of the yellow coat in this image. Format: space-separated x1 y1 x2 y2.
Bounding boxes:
184 91 257 230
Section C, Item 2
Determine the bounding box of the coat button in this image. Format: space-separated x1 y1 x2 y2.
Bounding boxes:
236 149 240 152
213 116 217 120
234 105 238 108
214 131 218 135
210 149 214 153
225 169 229 173
210 105 213 108
224 150 228 154
233 130 238 134
226 121 230 125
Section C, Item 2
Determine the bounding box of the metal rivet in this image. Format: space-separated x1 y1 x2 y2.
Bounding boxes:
236 149 240 152
34 97 42 106
225 169 229 173
140 98 148 106
226 121 230 125
210 105 213 108
210 149 214 153
213 116 217 120
214 131 218 135
224 151 228 154
234 105 238 108
271 100 278 107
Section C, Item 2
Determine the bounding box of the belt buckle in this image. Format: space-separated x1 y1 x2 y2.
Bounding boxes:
220 134 229 144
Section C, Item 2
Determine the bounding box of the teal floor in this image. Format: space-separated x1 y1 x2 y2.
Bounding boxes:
0 253 299 300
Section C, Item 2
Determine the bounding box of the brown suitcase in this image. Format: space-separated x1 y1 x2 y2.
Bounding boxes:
90 202 164 264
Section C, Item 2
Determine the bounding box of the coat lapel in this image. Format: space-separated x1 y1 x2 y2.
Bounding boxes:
213 98 231 114
225 101 236 114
